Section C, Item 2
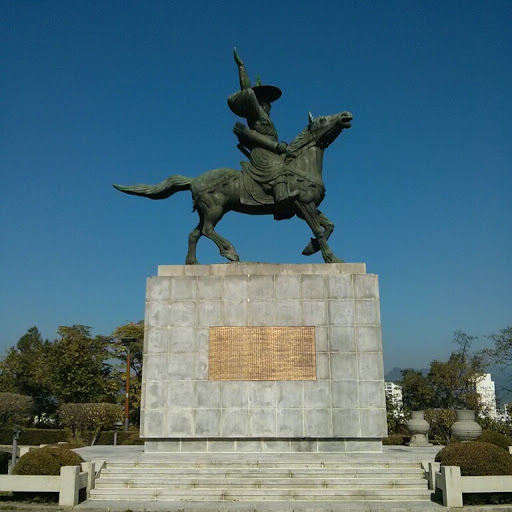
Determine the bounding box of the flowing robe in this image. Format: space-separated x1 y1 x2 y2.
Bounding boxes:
227 88 285 191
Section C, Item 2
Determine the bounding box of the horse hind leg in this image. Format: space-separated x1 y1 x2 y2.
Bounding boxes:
185 213 204 265
202 205 240 263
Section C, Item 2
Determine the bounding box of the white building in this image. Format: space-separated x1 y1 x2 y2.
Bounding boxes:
475 373 497 419
385 381 404 417
497 404 510 422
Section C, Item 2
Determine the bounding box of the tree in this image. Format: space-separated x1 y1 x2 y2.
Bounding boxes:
401 369 434 411
110 321 144 425
486 326 512 389
0 327 56 422
60 402 123 445
401 330 485 411
50 325 118 404
0 327 51 393
0 392 33 427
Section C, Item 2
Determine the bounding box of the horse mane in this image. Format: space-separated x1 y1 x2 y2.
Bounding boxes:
285 125 312 160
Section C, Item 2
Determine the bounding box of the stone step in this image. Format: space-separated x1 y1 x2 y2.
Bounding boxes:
106 460 422 469
91 456 430 503
95 476 427 489
101 465 424 475
100 471 424 483
89 488 433 502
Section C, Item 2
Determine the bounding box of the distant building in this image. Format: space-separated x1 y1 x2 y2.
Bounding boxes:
385 381 404 417
475 373 497 419
497 404 510 422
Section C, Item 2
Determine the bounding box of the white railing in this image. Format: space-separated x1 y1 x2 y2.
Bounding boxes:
431 463 512 507
0 462 95 506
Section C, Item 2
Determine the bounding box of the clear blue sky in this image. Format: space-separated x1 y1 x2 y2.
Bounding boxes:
1 0 510 372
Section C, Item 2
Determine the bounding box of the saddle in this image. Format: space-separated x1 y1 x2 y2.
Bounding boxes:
240 161 293 205
239 161 298 220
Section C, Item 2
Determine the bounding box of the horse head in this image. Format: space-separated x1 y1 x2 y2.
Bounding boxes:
307 111 353 149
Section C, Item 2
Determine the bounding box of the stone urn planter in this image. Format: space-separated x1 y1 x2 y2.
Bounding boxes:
450 409 482 441
406 410 432 446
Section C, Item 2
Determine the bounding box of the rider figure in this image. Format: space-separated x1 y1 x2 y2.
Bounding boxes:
227 49 297 205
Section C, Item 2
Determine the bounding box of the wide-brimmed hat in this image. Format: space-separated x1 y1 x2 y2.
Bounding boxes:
252 84 282 103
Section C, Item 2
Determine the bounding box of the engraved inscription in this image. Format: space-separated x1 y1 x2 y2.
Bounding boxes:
209 326 316 380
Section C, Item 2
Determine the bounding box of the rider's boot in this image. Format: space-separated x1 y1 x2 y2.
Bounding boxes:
273 182 298 221
274 182 298 204
274 182 288 203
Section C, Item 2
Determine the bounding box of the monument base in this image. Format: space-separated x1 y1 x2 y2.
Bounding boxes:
145 437 382 453
141 263 387 453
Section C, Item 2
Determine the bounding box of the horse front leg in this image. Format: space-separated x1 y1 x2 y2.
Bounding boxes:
294 202 343 263
301 210 335 256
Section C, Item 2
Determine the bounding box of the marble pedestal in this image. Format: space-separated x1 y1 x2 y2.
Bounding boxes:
141 263 387 453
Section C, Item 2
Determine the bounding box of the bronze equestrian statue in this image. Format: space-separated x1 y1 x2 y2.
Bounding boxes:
114 50 353 265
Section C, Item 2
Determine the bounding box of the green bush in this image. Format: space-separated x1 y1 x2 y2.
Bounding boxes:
478 430 511 451
95 431 136 445
121 432 144 445
47 440 86 449
382 434 409 445
12 446 83 476
435 441 512 476
478 416 512 438
89 430 143 445
0 428 68 445
424 408 456 444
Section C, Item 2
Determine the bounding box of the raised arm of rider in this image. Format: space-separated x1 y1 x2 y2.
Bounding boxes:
233 48 251 90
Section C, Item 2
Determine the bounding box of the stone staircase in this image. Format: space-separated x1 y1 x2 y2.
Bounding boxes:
89 454 432 503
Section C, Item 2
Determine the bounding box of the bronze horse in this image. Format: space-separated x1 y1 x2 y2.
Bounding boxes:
113 111 353 264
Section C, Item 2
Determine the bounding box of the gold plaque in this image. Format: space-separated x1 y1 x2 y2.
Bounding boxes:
209 326 316 380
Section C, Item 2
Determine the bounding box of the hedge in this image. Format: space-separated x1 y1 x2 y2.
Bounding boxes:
95 431 143 445
0 427 143 446
0 428 68 445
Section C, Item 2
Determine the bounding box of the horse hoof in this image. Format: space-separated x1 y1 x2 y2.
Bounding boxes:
302 238 321 256
221 249 240 262
302 245 314 256
185 259 200 265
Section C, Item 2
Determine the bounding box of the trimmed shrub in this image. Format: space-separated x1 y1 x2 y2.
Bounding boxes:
121 432 144 445
382 434 409 445
96 431 130 445
47 440 86 449
478 430 511 451
12 446 83 476
0 428 68 445
93 430 143 445
435 441 512 476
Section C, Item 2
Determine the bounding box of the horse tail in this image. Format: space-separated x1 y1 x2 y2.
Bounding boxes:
113 175 192 200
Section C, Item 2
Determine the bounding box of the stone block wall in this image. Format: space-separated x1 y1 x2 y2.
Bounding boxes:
141 263 387 453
